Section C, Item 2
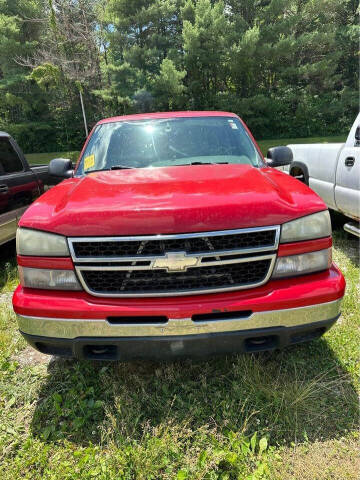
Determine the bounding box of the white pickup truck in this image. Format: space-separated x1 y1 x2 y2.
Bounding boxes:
282 114 360 237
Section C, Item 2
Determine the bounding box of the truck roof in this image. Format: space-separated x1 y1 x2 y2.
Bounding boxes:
97 111 237 126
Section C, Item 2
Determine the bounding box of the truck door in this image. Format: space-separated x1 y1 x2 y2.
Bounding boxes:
0 137 39 245
335 115 360 221
0 161 8 214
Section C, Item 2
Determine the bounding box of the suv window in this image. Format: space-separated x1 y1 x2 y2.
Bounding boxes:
0 138 23 174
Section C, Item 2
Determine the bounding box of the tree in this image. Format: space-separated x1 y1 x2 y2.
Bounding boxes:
0 0 48 132
19 0 104 142
99 0 185 114
152 58 186 110
182 0 230 108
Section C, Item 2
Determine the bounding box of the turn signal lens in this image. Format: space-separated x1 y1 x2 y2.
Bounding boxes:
19 266 82 290
272 248 331 279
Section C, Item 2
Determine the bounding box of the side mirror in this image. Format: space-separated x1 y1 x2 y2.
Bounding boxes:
266 146 293 167
355 125 360 145
49 158 74 178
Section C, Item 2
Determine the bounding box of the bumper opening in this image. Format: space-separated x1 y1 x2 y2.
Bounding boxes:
107 315 168 325
192 309 252 322
83 344 118 360
244 335 278 352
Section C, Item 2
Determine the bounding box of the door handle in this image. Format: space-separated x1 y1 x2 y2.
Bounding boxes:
0 184 9 194
345 156 355 167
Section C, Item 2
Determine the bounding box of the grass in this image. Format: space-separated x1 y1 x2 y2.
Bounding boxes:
0 229 359 478
26 151 80 165
0 242 17 293
24 135 347 165
257 135 346 157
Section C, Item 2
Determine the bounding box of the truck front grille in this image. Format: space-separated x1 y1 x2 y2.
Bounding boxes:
68 227 280 297
72 229 276 258
81 260 272 295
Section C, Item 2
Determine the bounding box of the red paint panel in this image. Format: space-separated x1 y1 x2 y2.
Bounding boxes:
13 264 345 320
17 255 73 270
18 164 327 236
278 237 332 257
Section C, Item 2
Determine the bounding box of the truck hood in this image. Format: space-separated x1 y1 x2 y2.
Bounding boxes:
20 164 326 236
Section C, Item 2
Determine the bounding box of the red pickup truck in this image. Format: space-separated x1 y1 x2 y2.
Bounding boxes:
12 112 345 360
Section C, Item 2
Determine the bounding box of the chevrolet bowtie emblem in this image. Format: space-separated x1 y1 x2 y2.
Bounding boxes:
153 252 199 272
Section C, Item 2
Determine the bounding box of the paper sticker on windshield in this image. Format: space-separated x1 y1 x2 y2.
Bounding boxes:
84 154 95 170
228 120 238 129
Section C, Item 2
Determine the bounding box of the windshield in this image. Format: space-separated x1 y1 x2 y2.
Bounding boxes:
76 116 263 175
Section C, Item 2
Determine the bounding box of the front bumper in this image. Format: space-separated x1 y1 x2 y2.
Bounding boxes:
17 299 342 339
13 264 345 359
21 315 339 360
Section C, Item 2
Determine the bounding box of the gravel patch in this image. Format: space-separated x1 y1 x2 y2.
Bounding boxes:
14 346 52 366
1 291 52 366
0 292 13 306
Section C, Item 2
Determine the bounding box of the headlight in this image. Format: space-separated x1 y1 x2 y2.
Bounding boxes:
17 228 69 256
272 249 331 279
280 211 331 243
19 267 82 290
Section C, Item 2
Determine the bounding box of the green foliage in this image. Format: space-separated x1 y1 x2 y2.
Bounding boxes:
182 0 229 108
0 0 358 152
30 63 62 90
152 58 186 109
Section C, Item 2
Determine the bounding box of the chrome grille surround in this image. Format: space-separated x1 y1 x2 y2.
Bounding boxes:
68 226 280 297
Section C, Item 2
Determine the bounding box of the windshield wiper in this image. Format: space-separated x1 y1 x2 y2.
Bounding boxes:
110 165 134 170
84 165 134 175
175 161 229 166
84 168 110 174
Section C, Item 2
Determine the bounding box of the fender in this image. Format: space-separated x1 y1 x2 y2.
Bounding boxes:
289 161 309 185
